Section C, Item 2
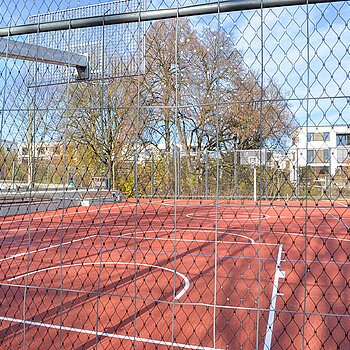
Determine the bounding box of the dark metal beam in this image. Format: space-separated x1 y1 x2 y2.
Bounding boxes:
0 37 89 79
0 0 343 37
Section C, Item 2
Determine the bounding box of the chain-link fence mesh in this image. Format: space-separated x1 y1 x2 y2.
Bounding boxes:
0 0 349 348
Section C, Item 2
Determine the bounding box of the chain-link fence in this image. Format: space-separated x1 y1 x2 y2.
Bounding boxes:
0 0 349 349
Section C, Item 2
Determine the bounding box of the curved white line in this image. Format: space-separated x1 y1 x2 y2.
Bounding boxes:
120 231 254 244
0 236 96 262
185 213 269 221
0 223 255 243
223 231 255 244
7 262 189 300
0 225 255 247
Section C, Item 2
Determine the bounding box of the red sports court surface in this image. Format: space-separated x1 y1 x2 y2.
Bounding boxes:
0 199 349 349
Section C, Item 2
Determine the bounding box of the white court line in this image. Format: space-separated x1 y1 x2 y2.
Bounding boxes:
1 223 256 242
0 225 255 244
7 262 190 300
117 231 255 244
264 244 285 350
0 225 96 239
186 213 270 222
3 221 348 251
65 222 350 244
336 201 348 208
118 224 350 244
0 316 222 350
3 204 347 228
0 236 96 262
0 203 274 226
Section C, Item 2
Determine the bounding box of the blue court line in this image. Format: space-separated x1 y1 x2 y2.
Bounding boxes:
281 258 350 266
319 206 350 231
0 231 27 239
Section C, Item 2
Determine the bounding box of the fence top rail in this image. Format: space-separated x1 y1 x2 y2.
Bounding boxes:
0 0 343 37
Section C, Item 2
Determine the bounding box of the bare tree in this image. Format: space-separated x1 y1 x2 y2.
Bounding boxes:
142 19 195 152
8 81 54 187
58 75 151 183
142 19 293 154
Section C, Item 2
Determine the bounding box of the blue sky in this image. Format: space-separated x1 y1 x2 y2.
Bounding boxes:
0 0 349 143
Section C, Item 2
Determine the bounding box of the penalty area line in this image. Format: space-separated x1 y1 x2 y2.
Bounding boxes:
0 235 97 262
264 244 285 350
7 262 190 300
0 316 223 350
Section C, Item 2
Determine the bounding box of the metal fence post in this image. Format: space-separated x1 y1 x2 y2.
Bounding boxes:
112 162 115 191
265 148 268 200
234 149 237 200
151 152 154 198
205 150 208 199
296 148 299 200
178 150 181 198
12 158 15 187
277 168 280 200
329 149 332 201
253 166 257 202
47 164 49 188
134 152 137 198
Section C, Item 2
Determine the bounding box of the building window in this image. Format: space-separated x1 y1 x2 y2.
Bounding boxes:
323 149 330 162
307 150 314 163
336 134 350 146
307 149 330 163
337 149 349 163
314 133 323 141
314 150 322 162
308 132 330 142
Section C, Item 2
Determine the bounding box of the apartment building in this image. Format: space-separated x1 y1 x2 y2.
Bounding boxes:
0 139 18 154
290 125 350 180
17 141 63 162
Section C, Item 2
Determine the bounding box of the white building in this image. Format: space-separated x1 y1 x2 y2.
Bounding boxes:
18 141 63 162
290 125 350 180
239 149 289 169
0 139 18 154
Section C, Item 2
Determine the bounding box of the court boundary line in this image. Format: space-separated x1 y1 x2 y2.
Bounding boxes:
2 224 350 245
117 231 255 244
7 261 190 300
2 281 350 318
0 316 223 350
3 230 347 266
185 212 270 222
1 199 349 224
264 244 285 350
0 235 96 262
